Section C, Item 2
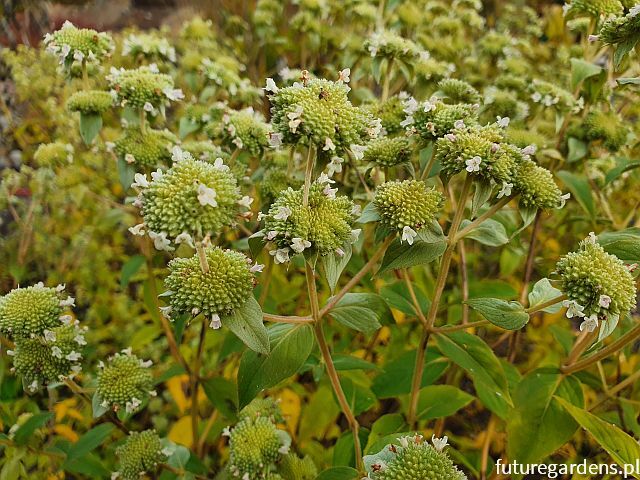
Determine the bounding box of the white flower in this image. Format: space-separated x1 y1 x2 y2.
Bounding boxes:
323 184 338 199
60 296 75 308
28 380 39 392
338 68 351 83
401 226 418 245
400 115 414 127
151 169 163 181
317 172 335 185
222 426 232 437
148 231 175 252
522 145 536 157
367 118 383 138
465 156 482 172
192 307 200 316
44 330 56 342
599 295 611 309
197 184 218 207
270 248 290 264
274 206 292 221
6 350 14 356
175 232 195 248
125 397 142 413
423 99 437 112
66 351 81 361
454 119 466 129
159 306 172 318
143 102 154 112
587 231 597 244
232 137 244 149
59 315 73 325
264 77 279 94
59 44 71 63
580 314 599 333
403 97 419 115
351 204 362 216
128 223 146 236
56 284 66 292
268 132 283 148
497 182 513 199
559 192 571 208
51 346 63 359
250 263 265 273
630 4 640 17
163 88 184 101
328 156 344 177
124 153 136 164
323 137 336 151
496 116 510 128
287 106 303 133
122 347 133 356
278 444 290 454
73 50 84 62
562 300 585 318
131 173 149 189
350 144 366 160
291 237 311 253
531 92 542 103
444 133 456 142
209 313 222 330
398 436 413 448
266 230 278 240
350 229 361 244
212 157 229 172
431 435 449 452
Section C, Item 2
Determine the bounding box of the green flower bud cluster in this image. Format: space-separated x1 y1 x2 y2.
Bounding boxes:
253 0 283 38
12 322 86 392
556 234 636 318
483 88 529 121
221 108 271 156
239 397 285 423
505 128 548 149
43 21 113 65
227 416 290 479
366 94 408 135
363 136 412 167
374 180 444 232
137 150 240 241
96 349 154 412
114 128 177 168
201 57 245 96
565 0 623 17
409 99 479 141
66 90 114 114
581 110 628 152
279 454 318 480
599 8 640 46
512 158 565 209
268 78 375 153
263 182 358 257
365 30 422 60
164 246 255 318
116 430 168 480
33 142 74 166
477 30 511 57
436 78 481 105
180 17 215 43
530 79 575 113
122 32 177 63
181 141 228 163
261 167 304 203
364 435 467 480
107 66 181 109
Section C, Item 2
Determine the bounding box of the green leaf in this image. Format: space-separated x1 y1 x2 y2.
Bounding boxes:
65 424 114 462
377 222 446 275
117 156 136 190
435 332 511 404
357 202 381 224
329 293 391 333
79 112 102 145
570 58 602 90
178 117 200 139
13 412 53 445
237 323 314 408
202 377 238 419
604 159 640 186
614 37 639 70
459 218 508 247
222 296 270 355
557 170 595 219
92 391 109 419
617 77 640 85
322 242 352 293
528 278 563 314
598 228 640 263
332 354 378 371
506 368 583 465
471 180 494 218
556 398 640 479
466 298 529 330
120 254 146 288
380 281 430 317
340 375 376 415
416 385 474 420
567 137 588 163
365 414 407 453
247 231 265 259
316 467 359 480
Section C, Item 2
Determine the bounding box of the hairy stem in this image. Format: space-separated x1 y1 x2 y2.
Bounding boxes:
303 145 315 207
454 195 512 242
191 320 207 452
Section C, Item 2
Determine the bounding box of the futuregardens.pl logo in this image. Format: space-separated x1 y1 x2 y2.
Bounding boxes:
496 459 640 478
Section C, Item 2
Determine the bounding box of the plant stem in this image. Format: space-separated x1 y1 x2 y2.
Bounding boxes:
407 174 473 427
81 58 89 90
454 196 512 242
524 294 566 314
431 320 489 333
139 108 146 134
263 312 314 324
191 320 207 451
195 240 210 274
302 145 315 207
590 368 640 411
458 240 469 324
381 58 394 102
403 269 427 326
420 145 436 180
306 262 363 472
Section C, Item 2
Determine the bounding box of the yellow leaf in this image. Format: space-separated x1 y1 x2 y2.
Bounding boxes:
54 398 78 423
391 308 406 324
167 375 190 414
54 424 79 442
168 416 193 448
278 388 301 438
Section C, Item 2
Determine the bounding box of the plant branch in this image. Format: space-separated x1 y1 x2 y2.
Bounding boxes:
454 196 512 242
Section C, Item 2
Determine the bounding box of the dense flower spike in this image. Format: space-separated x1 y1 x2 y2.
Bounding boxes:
366 95 409 135
409 99 478 141
239 397 285 423
365 30 422 60
33 142 74 166
564 0 624 17
227 416 290 479
598 7 640 46
278 453 318 480
96 349 154 413
114 128 177 167
364 435 467 479
374 180 444 236
164 246 255 319
556 234 636 319
263 182 358 257
122 32 177 63
436 78 481 104
0 283 70 339
261 168 303 202
363 136 412 167
115 430 168 480
107 66 182 109
43 21 113 66
181 141 228 163
268 77 375 153
66 90 114 114
581 110 628 152
12 322 86 391
135 149 240 242
512 158 565 209
220 108 271 156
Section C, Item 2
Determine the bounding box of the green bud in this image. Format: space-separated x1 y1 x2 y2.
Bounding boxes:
599 9 640 46
33 142 74 167
228 416 288 478
512 158 564 210
566 0 623 17
123 32 177 63
278 453 318 480
411 100 478 141
116 430 167 480
222 108 271 156
96 350 154 412
364 136 412 167
108 66 181 109
43 21 113 64
365 95 408 136
374 180 444 232
582 110 628 152
365 30 421 60
114 128 177 168
66 90 113 114
436 78 481 105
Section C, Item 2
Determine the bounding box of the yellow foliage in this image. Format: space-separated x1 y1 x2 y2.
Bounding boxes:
278 388 301 438
54 398 84 423
168 416 193 448
167 375 190 413
54 424 79 442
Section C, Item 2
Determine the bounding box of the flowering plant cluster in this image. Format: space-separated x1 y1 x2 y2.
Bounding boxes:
0 1 639 479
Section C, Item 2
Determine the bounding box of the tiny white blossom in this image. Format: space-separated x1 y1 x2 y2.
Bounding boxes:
580 314 599 333
175 232 195 248
531 92 542 103
268 132 283 148
401 226 418 245
128 223 146 236
6 350 14 356
143 102 154 112
274 206 292 221
213 157 229 171
270 248 290 264
266 230 278 240
163 88 184 101
239 196 254 208
350 229 361 244
159 306 173 317
496 116 510 128
125 397 142 413
287 106 303 133
264 77 279 94
197 184 218 207
431 435 449 452
444 133 456 142
222 426 232 437
323 137 336 151
398 436 412 448
599 295 612 309
587 231 598 244
29 380 39 392
403 97 419 115
400 115 414 127
522 145 537 156
44 329 56 342
465 156 482 172
423 99 437 112
328 156 344 177
66 351 81 361
454 119 466 129
350 144 366 160
60 296 76 308
59 315 73 325
210 313 222 329
74 334 87 346
497 182 513 199
250 263 265 273
291 238 312 254
562 300 585 318
367 118 383 138
317 173 335 185
148 231 174 252
338 68 351 83
51 346 63 359
323 184 338 199
131 173 149 189
279 444 290 454
73 50 84 62
351 204 362 216
559 192 571 208
151 169 163 181
232 137 244 149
